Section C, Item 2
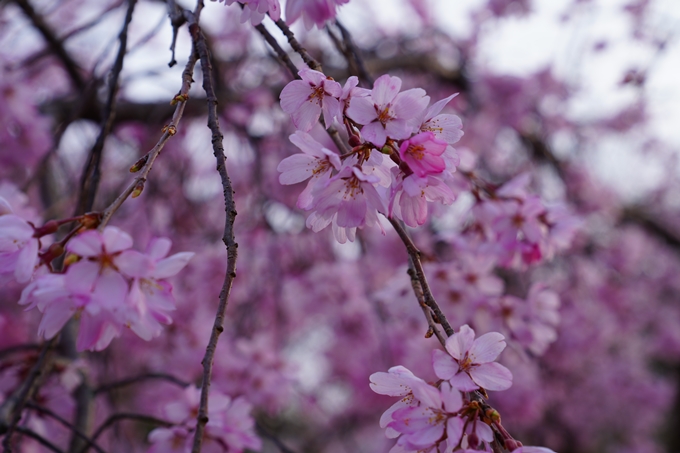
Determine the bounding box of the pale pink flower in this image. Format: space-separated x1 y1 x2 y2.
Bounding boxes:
390 173 455 227
308 165 386 238
278 131 342 209
370 366 426 438
115 238 194 341
413 94 464 146
285 0 349 28
387 381 464 452
432 324 512 391
280 68 342 132
346 74 429 147
0 211 39 284
213 0 281 25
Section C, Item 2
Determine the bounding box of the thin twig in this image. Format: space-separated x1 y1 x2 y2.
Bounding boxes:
0 344 40 361
407 261 447 347
273 19 322 71
13 426 64 453
94 373 189 395
333 20 374 87
13 0 85 88
75 0 137 215
99 47 199 229
186 5 240 452
253 23 299 78
25 403 106 453
256 422 299 453
0 337 56 451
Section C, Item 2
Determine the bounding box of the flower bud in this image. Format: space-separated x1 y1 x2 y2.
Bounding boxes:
132 180 145 198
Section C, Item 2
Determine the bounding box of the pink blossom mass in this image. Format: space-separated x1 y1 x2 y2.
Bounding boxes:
0 1 677 453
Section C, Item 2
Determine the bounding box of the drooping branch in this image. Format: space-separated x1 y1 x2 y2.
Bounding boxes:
172 4 239 452
25 403 106 453
0 337 57 451
273 18 322 72
12 0 86 89
86 413 173 449
13 426 65 453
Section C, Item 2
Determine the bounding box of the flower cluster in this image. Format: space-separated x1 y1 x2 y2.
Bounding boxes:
0 193 39 285
19 227 193 351
371 325 554 452
278 70 463 242
148 385 261 453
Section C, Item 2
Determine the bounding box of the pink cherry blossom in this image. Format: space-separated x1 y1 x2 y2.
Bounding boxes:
416 94 464 145
278 131 342 209
213 0 281 25
346 74 430 147
279 68 342 132
390 173 455 227
0 211 39 284
432 324 513 391
307 166 386 241
285 0 349 29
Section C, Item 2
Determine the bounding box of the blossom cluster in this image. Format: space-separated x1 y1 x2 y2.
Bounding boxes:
18 226 193 351
370 325 554 452
278 70 463 242
212 0 348 27
148 385 261 453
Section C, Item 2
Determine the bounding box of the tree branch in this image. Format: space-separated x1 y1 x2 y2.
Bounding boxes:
25 403 106 453
94 373 189 395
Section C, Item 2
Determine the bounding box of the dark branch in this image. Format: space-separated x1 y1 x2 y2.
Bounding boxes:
25 403 106 453
13 426 64 453
13 0 86 88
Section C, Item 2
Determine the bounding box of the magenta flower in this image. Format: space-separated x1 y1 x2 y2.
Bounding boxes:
346 74 429 147
279 68 342 132
214 0 281 25
398 132 447 177
432 324 513 391
278 131 342 209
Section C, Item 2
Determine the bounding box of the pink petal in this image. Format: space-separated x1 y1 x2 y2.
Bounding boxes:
102 226 133 254
440 382 463 412
154 252 194 279
448 372 479 391
115 250 153 278
446 416 465 447
147 238 172 260
278 154 317 184
288 131 327 157
360 122 388 147
369 366 418 396
393 88 429 120
469 362 513 391
346 96 378 125
432 349 458 380
291 101 321 132
14 238 38 283
445 324 475 360
371 74 402 106
279 80 311 113
469 332 506 363
66 230 104 257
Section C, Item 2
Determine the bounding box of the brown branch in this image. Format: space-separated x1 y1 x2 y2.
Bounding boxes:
0 337 57 450
13 0 86 89
253 23 299 78
388 218 455 337
75 0 137 215
0 344 40 361
25 403 106 453
173 4 238 453
94 373 189 395
406 261 447 347
332 20 374 87
273 18 322 72
13 426 64 453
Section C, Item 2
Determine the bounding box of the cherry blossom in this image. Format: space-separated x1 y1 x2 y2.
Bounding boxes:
346 74 430 147
433 324 513 391
280 68 342 132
